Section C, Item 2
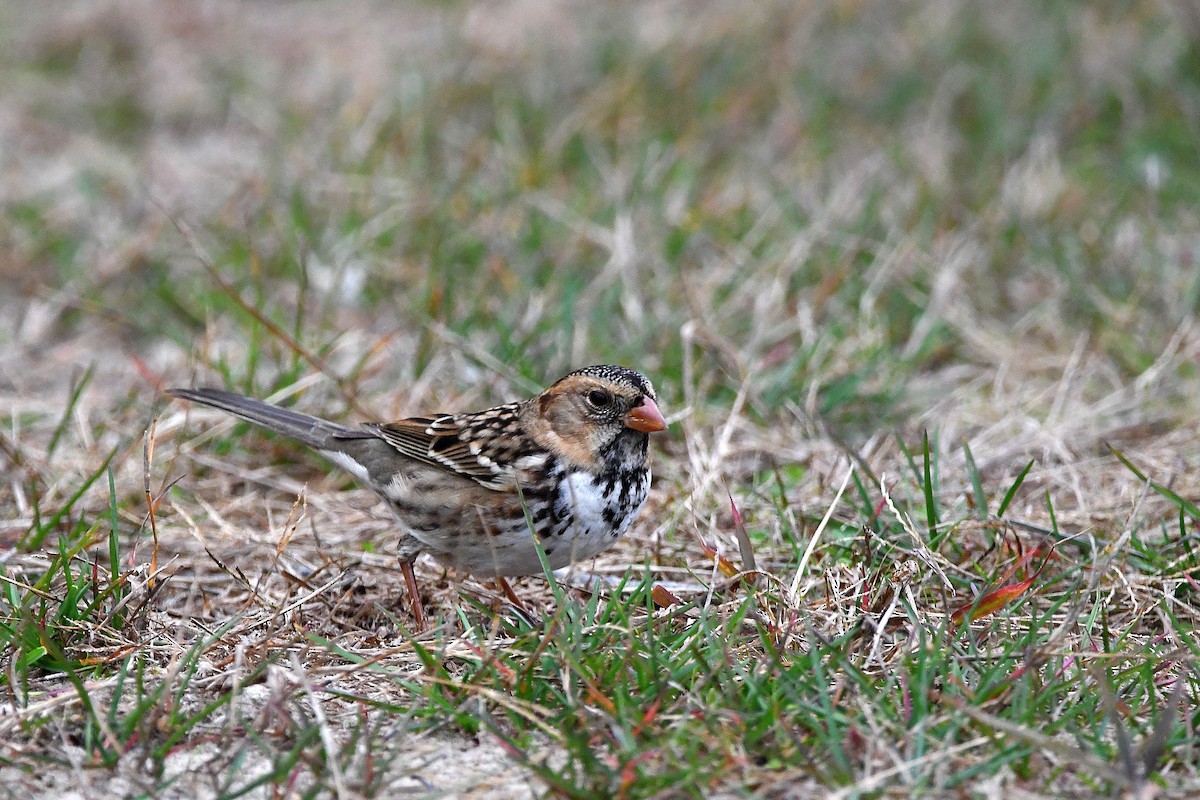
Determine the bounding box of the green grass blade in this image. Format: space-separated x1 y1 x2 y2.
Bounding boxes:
923 430 941 545
47 364 95 459
962 441 987 519
996 459 1035 518
22 445 119 551
1108 443 1200 519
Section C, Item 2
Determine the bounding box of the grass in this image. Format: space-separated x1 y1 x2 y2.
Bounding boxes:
2 0 1200 797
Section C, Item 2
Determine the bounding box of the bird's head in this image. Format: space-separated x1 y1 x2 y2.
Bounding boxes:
524 365 665 470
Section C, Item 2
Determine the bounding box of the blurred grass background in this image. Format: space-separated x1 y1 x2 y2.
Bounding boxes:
5 0 1197 422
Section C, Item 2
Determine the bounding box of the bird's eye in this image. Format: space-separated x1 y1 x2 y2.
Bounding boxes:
586 389 612 408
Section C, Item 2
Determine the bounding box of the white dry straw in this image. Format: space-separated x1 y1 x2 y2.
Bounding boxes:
790 461 854 601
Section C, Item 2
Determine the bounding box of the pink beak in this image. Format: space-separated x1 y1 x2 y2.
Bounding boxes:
625 397 666 432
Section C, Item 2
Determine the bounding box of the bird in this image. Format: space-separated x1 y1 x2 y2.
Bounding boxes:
167 365 666 630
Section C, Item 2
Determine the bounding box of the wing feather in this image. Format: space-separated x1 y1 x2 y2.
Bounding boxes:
363 414 517 490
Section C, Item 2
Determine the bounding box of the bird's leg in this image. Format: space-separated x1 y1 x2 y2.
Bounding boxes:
495 575 524 609
495 576 539 625
400 559 427 632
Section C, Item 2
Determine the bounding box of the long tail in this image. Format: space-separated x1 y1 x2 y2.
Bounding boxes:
167 387 366 450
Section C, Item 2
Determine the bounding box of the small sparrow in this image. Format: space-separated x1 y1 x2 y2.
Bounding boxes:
168 365 666 629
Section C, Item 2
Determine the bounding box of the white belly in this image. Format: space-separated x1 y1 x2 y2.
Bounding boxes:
421 468 650 577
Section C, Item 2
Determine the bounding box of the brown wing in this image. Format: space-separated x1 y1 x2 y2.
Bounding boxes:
364 410 520 491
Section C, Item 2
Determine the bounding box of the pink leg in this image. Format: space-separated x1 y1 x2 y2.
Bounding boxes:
401 560 427 632
496 576 533 619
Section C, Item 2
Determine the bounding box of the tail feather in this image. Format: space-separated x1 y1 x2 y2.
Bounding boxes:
168 387 366 451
